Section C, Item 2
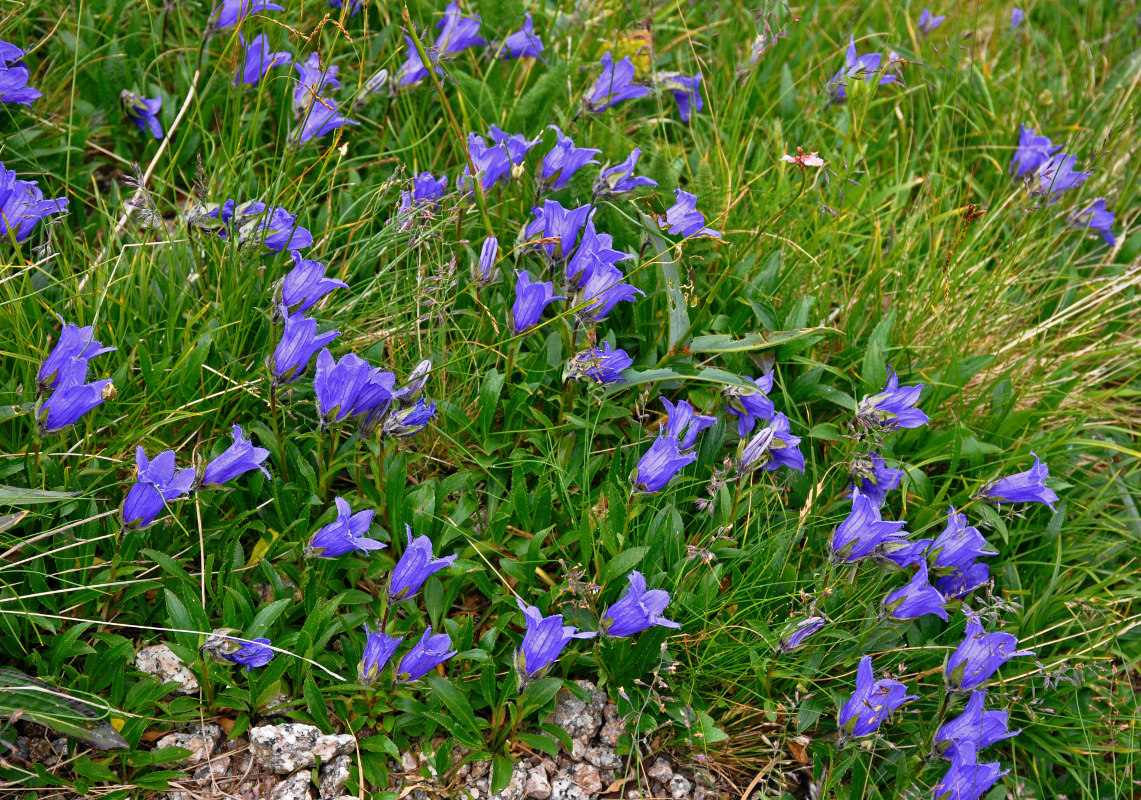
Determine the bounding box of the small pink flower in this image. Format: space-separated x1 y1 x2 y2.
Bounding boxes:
781 147 825 168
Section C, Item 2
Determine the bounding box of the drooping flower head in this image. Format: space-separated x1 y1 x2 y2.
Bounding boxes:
1010 125 1060 178
564 222 633 284
495 13 544 59
292 97 359 145
830 493 908 564
389 526 457 600
848 452 904 507
736 412 804 473
882 560 949 621
514 600 595 681
917 9 947 35
394 35 440 89
593 148 657 200
277 251 348 318
399 172 449 218
525 200 593 260
936 562 991 600
661 398 717 451
656 72 703 122
928 508 997 571
38 377 113 435
475 235 498 284
1010 8 1025 30
777 616 826 654
0 43 41 106
565 343 633 385
121 91 163 139
828 36 899 103
0 163 69 243
936 690 1020 760
397 627 457 681
946 616 1035 691
511 270 565 333
36 319 116 397
539 125 601 191
223 638 274 672
723 373 775 437
586 52 652 113
661 189 721 238
351 367 398 434
1036 153 1090 202
1071 198 1115 246
306 497 386 558
631 431 697 494
358 625 402 685
434 2 487 54
933 743 1009 800
294 53 341 112
875 536 932 570
575 262 643 323
488 125 541 167
380 398 437 438
121 447 196 530
270 313 339 387
459 132 513 195
234 33 291 87
600 571 680 636
856 366 929 430
211 0 284 28
838 656 917 741
978 453 1059 511
313 349 371 427
222 201 313 252
198 424 270 488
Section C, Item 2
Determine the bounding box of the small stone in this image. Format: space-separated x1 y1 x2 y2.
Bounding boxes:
668 774 693 800
401 750 419 773
135 644 199 695
585 746 621 770
192 754 231 781
319 754 352 799
548 681 606 750
155 723 223 766
524 765 551 799
647 758 673 783
249 724 355 774
573 764 602 795
598 720 623 747
271 770 315 800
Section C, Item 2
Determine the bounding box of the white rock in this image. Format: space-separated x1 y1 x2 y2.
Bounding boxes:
155 723 223 766
135 644 199 694
319 754 352 799
585 745 621 770
572 764 602 795
646 757 673 783
668 774 693 800
271 770 315 800
548 681 606 750
524 766 552 800
249 724 355 774
192 754 231 781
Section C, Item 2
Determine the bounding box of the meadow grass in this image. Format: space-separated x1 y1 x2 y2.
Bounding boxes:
0 0 1138 797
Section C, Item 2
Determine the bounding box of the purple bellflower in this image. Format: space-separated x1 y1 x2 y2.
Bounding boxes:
928 508 997 571
946 616 1035 691
1010 8 1025 30
661 189 721 238
0 163 69 243
882 560 949 621
978 453 1059 511
314 349 371 427
936 562 991 600
397 627 457 681
476 235 498 284
936 690 1020 759
393 359 432 407
575 262 643 323
539 125 601 191
234 34 291 87
488 125 541 167
496 13 544 59
394 36 440 89
121 447 196 530
228 201 314 252
917 9 947 35
514 599 595 682
737 412 804 473
358 625 402 685
278 251 348 317
600 571 680 636
525 200 593 260
1036 153 1090 202
0 42 23 64
631 431 697 494
270 313 339 386
830 493 908 564
351 367 398 424
838 656 918 742
211 0 284 28
36 320 115 397
856 366 929 430
121 91 163 139
723 373 776 437
459 132 513 195
849 452 904 506
38 376 112 435
293 97 358 144
565 342 633 384
657 72 704 122
661 398 717 451
594 148 657 200
435 2 487 54
306 497 385 558
828 36 899 103
933 743 1009 800
875 536 932 570
565 222 633 284
198 424 270 488
381 398 437 438
389 525 457 600
586 52 652 113
1071 198 1115 245
0 42 41 106
511 270 565 333
221 637 275 672
777 616 826 654
399 172 449 218
1010 125 1060 178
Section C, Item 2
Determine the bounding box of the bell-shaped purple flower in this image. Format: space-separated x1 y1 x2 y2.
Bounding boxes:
828 36 899 103
660 189 721 238
211 0 284 28
293 97 358 144
514 600 595 681
400 171 449 218
314 349 371 427
882 560 949 621
511 270 565 333
352 367 398 430
979 453 1059 511
496 14 544 59
928 508 996 571
1010 125 1060 178
397 627 457 681
564 222 633 284
358 625 402 685
933 743 1009 800
565 343 633 384
539 125 601 191
601 571 680 637
936 562 990 600
306 496 386 558
631 431 696 494
575 262 643 323
830 493 908 564
737 412 804 473
476 235 498 284
381 398 436 438
394 359 432 407
849 452 904 506
38 377 112 435
1010 7 1025 29
389 525 457 600
458 132 513 194
270 313 339 387
278 251 348 317
777 616 826 654
234 201 313 252
723 373 775 437
37 319 116 396
875 536 932 570
121 91 163 139
946 616 1035 691
657 72 703 122
435 1 487 54
525 200 593 260
661 398 716 451
936 690 1020 759
234 33 291 87
0 49 41 106
488 125 541 166
856 366 929 430
593 148 657 200
1071 198 1115 246
838 656 917 740
0 163 69 242
222 637 275 672
586 51 652 113
917 9 947 34
294 53 340 112
1036 153 1090 202
121 447 196 530
199 424 270 488
394 36 441 89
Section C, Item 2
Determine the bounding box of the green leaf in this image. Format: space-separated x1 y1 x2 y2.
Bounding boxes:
0 485 81 505
0 668 129 750
426 675 483 740
247 598 292 640
515 732 559 756
304 675 332 733
638 211 690 351
602 546 649 584
519 677 563 717
688 327 841 354
491 755 515 795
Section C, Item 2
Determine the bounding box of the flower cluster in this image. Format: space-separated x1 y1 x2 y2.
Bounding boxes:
33 319 115 436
